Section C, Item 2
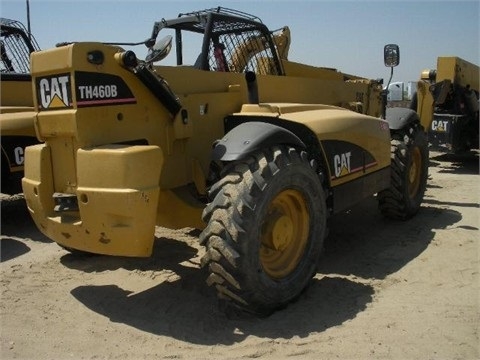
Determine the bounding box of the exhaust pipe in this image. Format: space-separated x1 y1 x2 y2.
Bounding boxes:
245 71 259 104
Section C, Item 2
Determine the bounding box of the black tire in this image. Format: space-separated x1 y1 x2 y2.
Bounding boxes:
199 146 327 316
378 122 429 220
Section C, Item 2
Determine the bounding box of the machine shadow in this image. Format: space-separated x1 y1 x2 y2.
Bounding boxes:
319 196 462 279
430 150 479 175
0 196 52 243
60 236 199 274
70 275 373 345
67 189 461 343
0 238 30 262
64 233 372 343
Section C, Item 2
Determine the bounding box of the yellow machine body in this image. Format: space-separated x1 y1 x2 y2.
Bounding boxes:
22 9 395 256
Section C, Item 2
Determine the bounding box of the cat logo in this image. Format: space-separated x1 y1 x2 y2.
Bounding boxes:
431 120 449 132
14 146 24 165
37 74 72 109
334 151 351 177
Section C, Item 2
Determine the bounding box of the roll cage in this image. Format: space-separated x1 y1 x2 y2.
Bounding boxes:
148 7 285 76
0 17 40 74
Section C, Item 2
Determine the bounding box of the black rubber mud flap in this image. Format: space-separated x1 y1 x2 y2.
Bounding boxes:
385 107 419 130
211 122 305 162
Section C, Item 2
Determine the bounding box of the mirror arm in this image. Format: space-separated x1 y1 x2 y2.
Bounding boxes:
382 67 394 120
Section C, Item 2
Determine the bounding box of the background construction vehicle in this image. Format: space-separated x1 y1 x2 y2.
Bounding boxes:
388 57 479 153
417 57 479 153
1 17 40 193
22 7 431 316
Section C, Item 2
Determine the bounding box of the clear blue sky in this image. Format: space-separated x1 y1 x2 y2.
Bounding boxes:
1 0 479 82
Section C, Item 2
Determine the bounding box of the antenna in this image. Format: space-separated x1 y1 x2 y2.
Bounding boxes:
26 0 31 41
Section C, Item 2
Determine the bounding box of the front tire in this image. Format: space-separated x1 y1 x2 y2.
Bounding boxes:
378 122 429 219
199 146 327 316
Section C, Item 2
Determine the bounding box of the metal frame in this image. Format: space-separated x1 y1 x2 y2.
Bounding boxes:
148 7 284 75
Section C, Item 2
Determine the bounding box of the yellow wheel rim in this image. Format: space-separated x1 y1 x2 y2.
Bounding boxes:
408 147 422 198
260 189 310 279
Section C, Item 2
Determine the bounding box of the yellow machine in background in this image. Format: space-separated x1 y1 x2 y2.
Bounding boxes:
22 8 431 316
418 57 479 153
0 18 40 193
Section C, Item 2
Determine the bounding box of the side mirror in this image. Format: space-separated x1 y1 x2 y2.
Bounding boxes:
384 44 400 67
145 35 173 63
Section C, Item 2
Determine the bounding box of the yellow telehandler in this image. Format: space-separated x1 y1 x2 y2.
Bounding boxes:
1 18 40 193
418 57 479 153
22 7 433 315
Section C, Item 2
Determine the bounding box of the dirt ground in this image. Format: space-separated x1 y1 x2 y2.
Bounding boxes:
1 151 478 360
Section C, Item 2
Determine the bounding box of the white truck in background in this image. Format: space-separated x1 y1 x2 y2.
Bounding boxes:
387 81 417 105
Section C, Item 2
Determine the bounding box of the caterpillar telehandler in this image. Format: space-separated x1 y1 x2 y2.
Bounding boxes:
22 7 432 316
1 17 40 193
416 57 479 153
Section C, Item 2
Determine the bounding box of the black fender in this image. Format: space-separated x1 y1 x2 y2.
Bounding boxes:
212 122 306 161
385 107 420 130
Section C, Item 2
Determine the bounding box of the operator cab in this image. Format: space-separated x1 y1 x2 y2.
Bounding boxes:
146 7 286 76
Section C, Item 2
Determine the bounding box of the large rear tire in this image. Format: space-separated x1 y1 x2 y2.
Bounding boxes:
378 122 429 220
199 146 327 316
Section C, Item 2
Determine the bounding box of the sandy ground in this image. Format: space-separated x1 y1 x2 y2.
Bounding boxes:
1 151 479 360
